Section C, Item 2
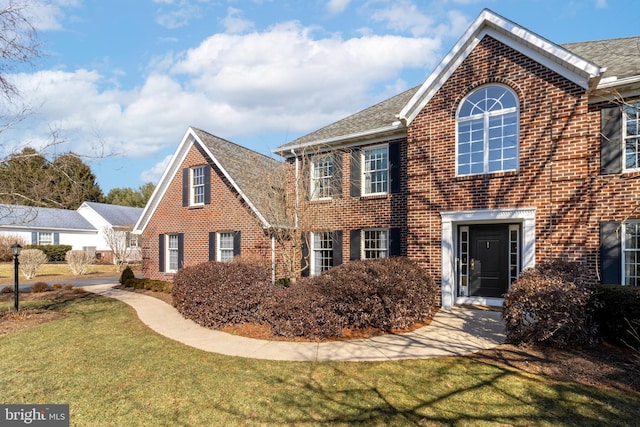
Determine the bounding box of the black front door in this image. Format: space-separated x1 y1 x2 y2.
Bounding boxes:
469 224 509 298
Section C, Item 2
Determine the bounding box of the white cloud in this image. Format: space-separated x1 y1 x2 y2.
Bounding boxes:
140 154 173 184
221 7 255 34
367 0 434 36
327 0 351 15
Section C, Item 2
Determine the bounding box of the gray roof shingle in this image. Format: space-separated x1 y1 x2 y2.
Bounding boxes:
83 202 143 227
0 204 96 230
192 128 286 226
562 37 640 81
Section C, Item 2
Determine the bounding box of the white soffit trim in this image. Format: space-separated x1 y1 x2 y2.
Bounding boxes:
191 132 271 228
133 128 194 233
398 8 602 126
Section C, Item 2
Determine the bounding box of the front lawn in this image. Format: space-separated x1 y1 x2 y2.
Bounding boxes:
0 295 638 426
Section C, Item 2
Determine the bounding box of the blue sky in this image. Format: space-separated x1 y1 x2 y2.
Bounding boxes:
2 0 638 193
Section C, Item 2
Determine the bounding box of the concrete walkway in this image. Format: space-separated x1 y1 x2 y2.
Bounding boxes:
86 284 505 362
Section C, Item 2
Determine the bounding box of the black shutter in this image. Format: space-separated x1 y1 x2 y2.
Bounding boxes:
350 149 361 197
601 106 622 174
177 233 185 269
203 166 211 205
158 234 165 272
600 222 622 285
54 233 60 245
301 234 310 277
389 141 401 194
233 231 241 257
389 228 401 256
332 152 342 198
350 229 361 261
333 231 343 267
209 232 216 261
31 232 37 245
182 168 189 207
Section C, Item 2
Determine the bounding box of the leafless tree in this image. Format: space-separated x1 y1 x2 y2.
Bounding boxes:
102 225 136 272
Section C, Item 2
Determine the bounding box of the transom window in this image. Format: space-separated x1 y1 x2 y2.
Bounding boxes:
457 85 519 176
624 103 640 170
311 156 334 199
363 229 388 259
312 231 334 275
363 146 388 195
624 222 640 286
191 166 206 205
167 234 179 273
218 232 235 262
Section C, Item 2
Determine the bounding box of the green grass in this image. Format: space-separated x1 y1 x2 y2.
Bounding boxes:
1 296 638 426
0 262 124 284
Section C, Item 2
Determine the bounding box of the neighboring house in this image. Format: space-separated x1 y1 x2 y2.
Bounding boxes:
136 9 640 309
0 202 143 264
0 204 97 250
133 127 283 281
76 202 144 263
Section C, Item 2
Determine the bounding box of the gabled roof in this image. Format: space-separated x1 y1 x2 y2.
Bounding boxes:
80 202 143 227
0 204 95 231
274 86 418 156
134 127 283 233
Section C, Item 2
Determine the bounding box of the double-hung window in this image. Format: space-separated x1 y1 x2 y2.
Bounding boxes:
624 103 640 170
167 234 179 273
363 146 388 195
311 156 334 199
624 222 640 286
363 229 388 259
457 85 519 176
311 231 334 275
37 232 53 246
218 232 235 262
191 166 206 205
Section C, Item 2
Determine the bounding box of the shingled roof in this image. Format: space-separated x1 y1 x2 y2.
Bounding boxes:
82 202 143 227
0 204 95 230
562 37 640 82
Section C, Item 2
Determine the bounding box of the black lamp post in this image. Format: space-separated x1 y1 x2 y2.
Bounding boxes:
11 242 21 311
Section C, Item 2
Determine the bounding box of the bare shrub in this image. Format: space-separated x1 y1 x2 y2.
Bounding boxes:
65 250 95 276
0 234 28 262
18 249 48 280
1 286 13 294
30 282 48 293
502 260 599 347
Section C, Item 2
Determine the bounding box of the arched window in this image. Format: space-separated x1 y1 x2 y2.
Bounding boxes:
456 85 519 176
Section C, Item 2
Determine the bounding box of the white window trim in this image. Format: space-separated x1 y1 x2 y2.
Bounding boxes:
361 144 389 196
217 231 235 263
190 166 205 206
310 156 334 200
622 102 640 172
310 231 334 275
622 221 640 286
455 84 520 177
166 234 179 273
37 232 53 246
361 228 389 260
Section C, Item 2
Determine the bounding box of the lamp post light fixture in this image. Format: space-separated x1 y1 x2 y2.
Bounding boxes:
11 242 21 311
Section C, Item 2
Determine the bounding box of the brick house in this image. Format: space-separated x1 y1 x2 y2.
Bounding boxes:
135 9 640 308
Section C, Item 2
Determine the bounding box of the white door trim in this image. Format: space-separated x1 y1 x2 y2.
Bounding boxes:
440 207 536 308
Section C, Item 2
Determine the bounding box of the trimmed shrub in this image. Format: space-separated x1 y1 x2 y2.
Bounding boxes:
19 249 48 280
66 250 95 275
502 260 598 347
31 282 49 293
172 261 275 328
52 283 63 290
126 277 172 293
269 257 439 340
63 284 74 291
119 266 135 285
27 245 72 262
1 286 13 294
594 285 640 344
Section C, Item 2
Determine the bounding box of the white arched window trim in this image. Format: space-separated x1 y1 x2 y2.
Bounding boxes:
456 84 520 176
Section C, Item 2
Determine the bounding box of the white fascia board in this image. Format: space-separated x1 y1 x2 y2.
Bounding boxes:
132 128 194 234
275 122 406 159
398 9 603 125
191 132 272 229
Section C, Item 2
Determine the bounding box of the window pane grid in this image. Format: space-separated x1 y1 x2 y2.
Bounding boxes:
167 234 179 272
192 166 205 205
363 147 388 194
38 232 53 245
312 232 333 275
311 157 334 199
218 232 234 262
363 229 387 259
624 222 640 286
625 104 640 169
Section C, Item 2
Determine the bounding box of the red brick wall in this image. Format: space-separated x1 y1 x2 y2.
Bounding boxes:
141 143 274 281
406 35 640 281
